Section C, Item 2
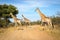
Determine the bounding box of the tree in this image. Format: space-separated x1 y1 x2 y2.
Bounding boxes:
51 11 60 25
0 4 18 27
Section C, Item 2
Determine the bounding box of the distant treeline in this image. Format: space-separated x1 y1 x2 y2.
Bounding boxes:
51 11 60 28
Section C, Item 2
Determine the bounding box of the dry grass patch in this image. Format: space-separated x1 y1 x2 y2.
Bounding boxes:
46 28 60 40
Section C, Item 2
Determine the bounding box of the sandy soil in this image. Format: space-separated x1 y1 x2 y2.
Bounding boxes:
0 25 54 40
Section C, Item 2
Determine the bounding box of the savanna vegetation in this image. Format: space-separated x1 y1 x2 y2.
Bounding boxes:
0 4 60 40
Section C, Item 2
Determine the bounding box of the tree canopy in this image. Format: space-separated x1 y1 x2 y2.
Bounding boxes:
0 4 18 27
0 4 18 18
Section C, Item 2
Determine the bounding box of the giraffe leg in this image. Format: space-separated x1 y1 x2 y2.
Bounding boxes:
41 22 43 26
47 22 50 28
50 22 54 30
15 22 18 27
28 22 30 26
29 22 31 25
48 22 53 30
17 21 24 30
18 22 21 26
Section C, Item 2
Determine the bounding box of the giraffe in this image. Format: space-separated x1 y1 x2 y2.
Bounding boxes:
10 13 21 27
35 8 54 29
22 14 30 26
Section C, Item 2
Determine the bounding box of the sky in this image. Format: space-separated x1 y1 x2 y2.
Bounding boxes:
0 0 60 21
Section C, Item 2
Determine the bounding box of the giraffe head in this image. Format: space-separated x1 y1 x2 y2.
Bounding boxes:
22 14 24 17
35 8 40 12
10 12 13 15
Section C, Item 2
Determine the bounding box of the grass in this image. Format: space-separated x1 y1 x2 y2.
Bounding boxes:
51 30 60 40
0 28 8 37
46 26 60 40
38 25 60 40
0 26 16 36
0 25 60 40
0 28 7 34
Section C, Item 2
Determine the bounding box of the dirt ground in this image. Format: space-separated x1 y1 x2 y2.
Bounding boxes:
0 25 55 40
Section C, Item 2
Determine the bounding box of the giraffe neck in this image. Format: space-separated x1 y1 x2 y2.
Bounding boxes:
22 15 30 22
36 9 46 19
10 13 17 19
22 15 27 20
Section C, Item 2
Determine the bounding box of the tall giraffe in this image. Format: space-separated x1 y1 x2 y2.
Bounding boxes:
10 13 21 26
22 14 30 25
35 8 54 29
